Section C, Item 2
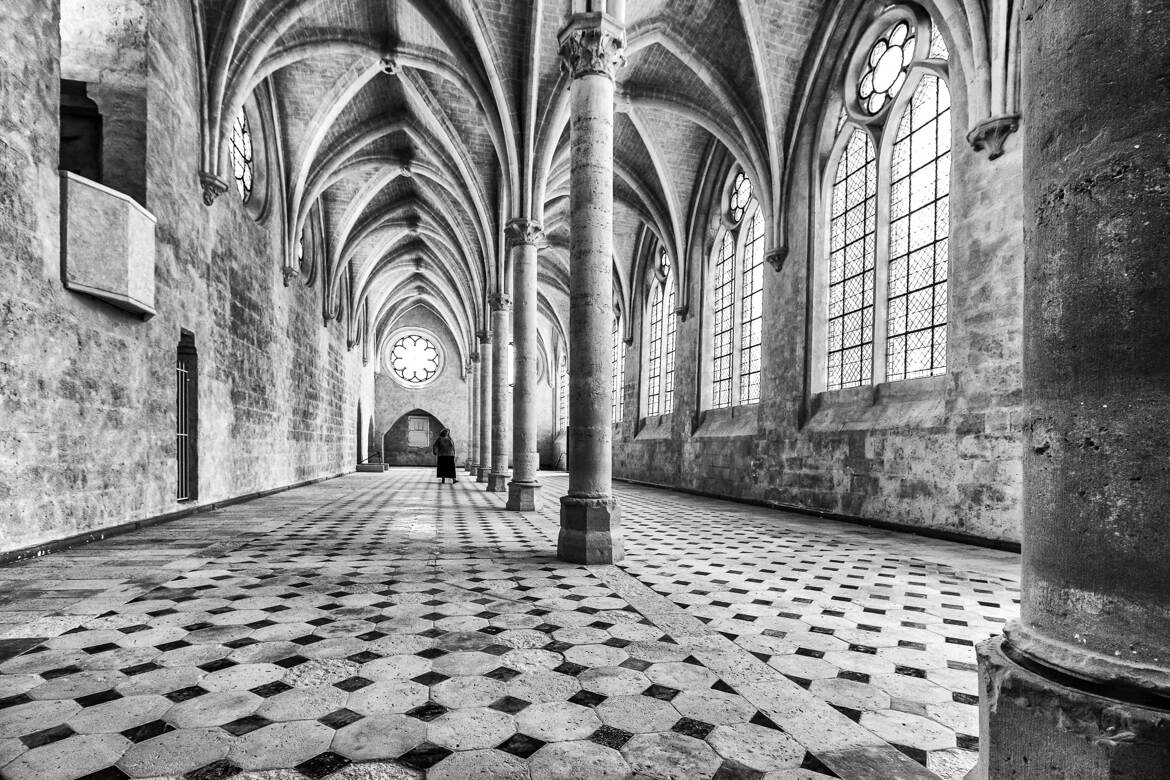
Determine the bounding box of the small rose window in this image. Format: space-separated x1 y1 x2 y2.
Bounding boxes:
390 333 441 385
858 21 916 115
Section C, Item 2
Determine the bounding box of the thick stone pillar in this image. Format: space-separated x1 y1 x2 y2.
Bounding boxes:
506 220 543 511
476 332 492 483
555 13 625 564
466 353 479 474
977 2 1170 777
487 295 512 492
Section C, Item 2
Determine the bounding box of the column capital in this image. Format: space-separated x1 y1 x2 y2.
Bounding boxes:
967 113 1020 160
469 351 480 364
506 218 545 247
489 293 513 312
476 330 491 344
558 13 626 82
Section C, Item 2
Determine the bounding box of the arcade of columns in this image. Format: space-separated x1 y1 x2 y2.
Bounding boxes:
460 2 1170 775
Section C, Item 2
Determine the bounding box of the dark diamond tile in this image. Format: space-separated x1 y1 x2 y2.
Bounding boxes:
589 725 633 750
221 714 270 736
77 767 131 780
77 689 122 708
837 670 870 684
489 696 531 714
347 651 380 664
800 751 840 777
155 640 190 652
398 742 453 770
198 658 237 673
619 657 652 672
711 679 738 694
405 702 448 722
121 662 161 676
0 638 45 663
568 689 607 707
484 666 521 682
166 685 209 703
122 719 173 743
251 680 293 698
333 676 372 692
416 647 447 659
411 671 449 686
496 732 545 759
295 751 352 779
275 654 309 669
318 708 364 729
553 661 587 677
712 758 767 780
891 743 929 766
749 711 782 731
83 643 120 655
642 684 680 701
957 733 980 751
41 665 81 679
21 723 75 748
672 717 714 740
0 693 31 710
184 759 242 780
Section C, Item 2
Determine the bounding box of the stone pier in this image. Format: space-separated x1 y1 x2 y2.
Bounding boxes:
555 12 626 564
506 219 543 511
487 295 512 492
976 1 1170 776
475 331 492 483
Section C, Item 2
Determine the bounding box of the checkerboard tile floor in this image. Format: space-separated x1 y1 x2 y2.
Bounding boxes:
0 469 1019 779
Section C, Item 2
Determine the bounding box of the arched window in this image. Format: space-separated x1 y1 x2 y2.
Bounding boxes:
228 110 254 202
646 250 678 416
611 318 626 423
710 169 765 409
822 10 951 391
557 352 568 430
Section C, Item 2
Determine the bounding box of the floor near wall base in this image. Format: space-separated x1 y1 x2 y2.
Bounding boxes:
0 469 1019 780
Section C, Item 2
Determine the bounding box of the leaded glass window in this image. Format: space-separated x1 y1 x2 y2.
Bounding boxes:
729 171 752 223
557 353 568 430
612 319 625 423
888 74 950 381
712 231 736 409
647 284 665 416
739 207 764 404
827 129 877 390
229 111 254 202
662 279 677 415
858 21 915 115
390 333 440 386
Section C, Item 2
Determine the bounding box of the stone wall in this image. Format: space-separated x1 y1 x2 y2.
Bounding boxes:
373 308 471 464
612 59 1025 544
0 0 374 555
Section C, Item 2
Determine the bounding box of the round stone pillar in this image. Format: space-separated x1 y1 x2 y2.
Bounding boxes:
476 332 492 483
555 12 626 564
506 220 543 511
487 295 512 492
978 1 1170 776
466 353 480 475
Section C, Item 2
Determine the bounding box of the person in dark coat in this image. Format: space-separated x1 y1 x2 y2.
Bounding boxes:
432 429 458 483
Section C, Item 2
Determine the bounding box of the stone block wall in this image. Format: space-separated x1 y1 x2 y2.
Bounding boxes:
0 0 375 555
612 59 1025 544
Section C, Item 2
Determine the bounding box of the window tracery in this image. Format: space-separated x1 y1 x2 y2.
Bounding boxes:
612 318 625 423
389 333 441 387
822 11 952 391
647 250 678 416
228 111 254 202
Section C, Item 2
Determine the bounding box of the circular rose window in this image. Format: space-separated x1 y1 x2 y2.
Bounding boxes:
389 333 441 386
858 21 916 115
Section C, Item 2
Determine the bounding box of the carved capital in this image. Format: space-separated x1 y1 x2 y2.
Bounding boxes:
470 351 480 364
489 293 513 312
282 266 301 287
558 14 626 82
674 303 690 322
967 114 1020 160
765 246 788 273
477 330 491 344
506 218 544 247
199 171 228 206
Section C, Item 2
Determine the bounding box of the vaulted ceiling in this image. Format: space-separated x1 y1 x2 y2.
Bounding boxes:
195 0 824 369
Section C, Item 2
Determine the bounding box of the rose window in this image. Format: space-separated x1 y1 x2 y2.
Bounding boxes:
858 21 916 115
390 333 440 385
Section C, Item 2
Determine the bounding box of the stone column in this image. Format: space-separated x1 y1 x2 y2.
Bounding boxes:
555 12 626 564
506 219 544 511
476 332 492 483
466 353 479 474
487 295 512 492
977 1 1170 776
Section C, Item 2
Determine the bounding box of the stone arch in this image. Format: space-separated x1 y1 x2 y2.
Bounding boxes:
381 409 449 467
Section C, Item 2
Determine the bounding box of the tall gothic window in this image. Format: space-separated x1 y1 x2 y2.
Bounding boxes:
228 111 254 202
557 352 568 430
646 251 678 416
710 170 764 409
611 318 626 423
823 11 951 391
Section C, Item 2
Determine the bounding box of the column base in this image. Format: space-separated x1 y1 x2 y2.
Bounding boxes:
465 460 476 475
505 481 540 511
476 467 490 483
975 635 1170 779
487 472 509 492
558 496 624 564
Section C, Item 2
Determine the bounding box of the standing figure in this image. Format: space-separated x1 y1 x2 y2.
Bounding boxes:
432 429 458 484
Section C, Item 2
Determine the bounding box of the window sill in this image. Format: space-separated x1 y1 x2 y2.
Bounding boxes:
807 374 948 429
635 414 674 440
692 404 760 439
